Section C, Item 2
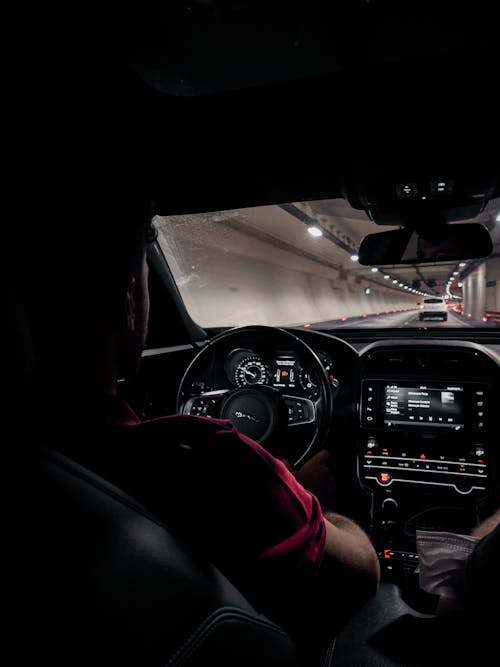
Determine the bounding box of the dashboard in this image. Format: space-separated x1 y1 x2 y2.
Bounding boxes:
140 327 500 585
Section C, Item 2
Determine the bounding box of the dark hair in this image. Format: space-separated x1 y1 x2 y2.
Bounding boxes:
16 164 157 353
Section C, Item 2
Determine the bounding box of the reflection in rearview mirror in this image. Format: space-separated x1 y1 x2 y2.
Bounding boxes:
358 223 492 265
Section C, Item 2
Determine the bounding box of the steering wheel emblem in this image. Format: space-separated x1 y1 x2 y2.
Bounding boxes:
234 410 260 423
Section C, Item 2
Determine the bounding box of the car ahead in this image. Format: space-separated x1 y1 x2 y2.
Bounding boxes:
419 298 448 322
14 4 500 667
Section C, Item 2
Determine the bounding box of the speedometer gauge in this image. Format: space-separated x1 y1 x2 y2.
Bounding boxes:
235 357 269 387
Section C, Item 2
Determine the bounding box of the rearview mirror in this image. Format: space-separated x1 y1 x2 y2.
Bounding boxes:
358 223 492 265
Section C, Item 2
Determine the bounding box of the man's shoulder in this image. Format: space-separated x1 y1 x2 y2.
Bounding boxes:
122 414 287 477
124 414 253 453
137 414 239 438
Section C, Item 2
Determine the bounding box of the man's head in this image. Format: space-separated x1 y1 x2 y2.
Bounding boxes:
13 37 160 419
21 166 156 403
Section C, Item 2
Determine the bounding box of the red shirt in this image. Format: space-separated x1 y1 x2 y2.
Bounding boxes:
70 395 326 630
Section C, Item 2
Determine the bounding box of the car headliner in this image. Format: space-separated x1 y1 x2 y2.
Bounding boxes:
16 5 500 250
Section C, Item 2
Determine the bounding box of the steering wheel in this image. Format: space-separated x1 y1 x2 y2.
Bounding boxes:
176 325 333 466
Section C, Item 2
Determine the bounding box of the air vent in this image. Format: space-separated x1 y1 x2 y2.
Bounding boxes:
363 348 484 375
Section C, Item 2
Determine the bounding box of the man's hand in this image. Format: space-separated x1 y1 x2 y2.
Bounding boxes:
283 449 336 512
471 507 500 538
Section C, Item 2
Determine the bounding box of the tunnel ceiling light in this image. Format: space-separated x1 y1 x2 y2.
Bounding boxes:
307 225 323 237
393 279 398 284
384 274 390 279
459 262 466 267
371 267 379 272
399 283 404 287
350 254 359 261
453 271 459 276
496 212 500 222
365 287 371 295
458 282 463 287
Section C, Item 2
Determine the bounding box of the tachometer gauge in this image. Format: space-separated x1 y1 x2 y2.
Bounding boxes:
299 352 339 398
299 368 319 398
235 357 269 387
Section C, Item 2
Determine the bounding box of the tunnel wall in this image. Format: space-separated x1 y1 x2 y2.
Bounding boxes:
485 257 500 312
168 244 418 327
463 257 500 318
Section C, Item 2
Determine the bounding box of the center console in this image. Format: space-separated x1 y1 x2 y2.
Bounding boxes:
360 379 488 495
357 342 498 583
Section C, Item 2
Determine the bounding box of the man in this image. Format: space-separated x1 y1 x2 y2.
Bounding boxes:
21 177 379 651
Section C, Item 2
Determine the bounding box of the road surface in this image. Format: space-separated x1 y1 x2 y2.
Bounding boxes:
314 310 498 330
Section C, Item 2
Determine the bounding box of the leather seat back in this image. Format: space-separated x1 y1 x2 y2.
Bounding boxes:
24 444 298 666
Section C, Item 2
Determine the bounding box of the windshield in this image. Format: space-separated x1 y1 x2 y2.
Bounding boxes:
154 197 500 330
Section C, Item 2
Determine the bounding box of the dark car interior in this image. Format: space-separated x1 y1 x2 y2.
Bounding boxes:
14 3 499 666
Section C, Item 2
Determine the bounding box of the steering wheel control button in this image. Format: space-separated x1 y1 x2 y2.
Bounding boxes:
188 397 220 417
283 397 315 425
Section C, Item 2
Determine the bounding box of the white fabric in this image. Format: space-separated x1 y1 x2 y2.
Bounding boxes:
415 530 480 615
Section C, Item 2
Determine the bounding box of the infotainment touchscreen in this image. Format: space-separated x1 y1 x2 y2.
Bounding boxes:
384 384 464 430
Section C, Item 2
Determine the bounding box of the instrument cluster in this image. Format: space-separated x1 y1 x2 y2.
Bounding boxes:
223 347 339 399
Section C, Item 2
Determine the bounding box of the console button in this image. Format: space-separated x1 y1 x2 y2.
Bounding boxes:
378 472 392 485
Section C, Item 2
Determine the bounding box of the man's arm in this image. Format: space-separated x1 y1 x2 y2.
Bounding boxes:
285 450 380 626
319 512 380 616
470 507 500 537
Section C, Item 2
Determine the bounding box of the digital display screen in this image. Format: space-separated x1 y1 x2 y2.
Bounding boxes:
273 356 297 388
384 384 465 430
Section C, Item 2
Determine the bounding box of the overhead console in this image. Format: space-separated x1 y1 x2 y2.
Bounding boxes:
357 341 499 583
342 149 499 226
